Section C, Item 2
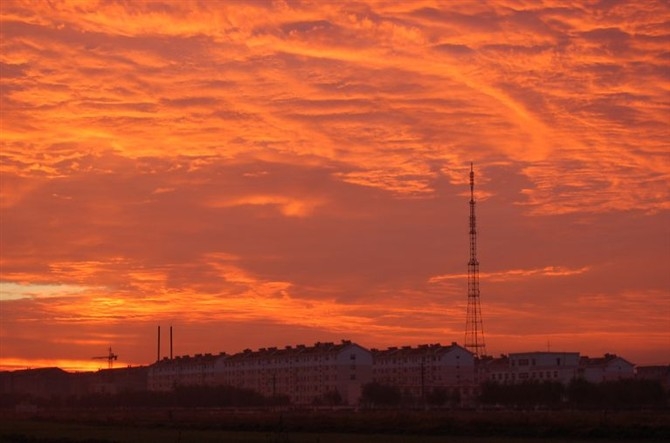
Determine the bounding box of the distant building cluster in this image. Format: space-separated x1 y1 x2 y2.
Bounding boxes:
2 340 667 407
148 341 472 405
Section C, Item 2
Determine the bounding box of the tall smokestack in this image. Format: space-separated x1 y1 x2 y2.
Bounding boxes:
170 325 173 360
157 325 161 362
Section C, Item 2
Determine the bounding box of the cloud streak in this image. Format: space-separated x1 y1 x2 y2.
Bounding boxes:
430 265 591 283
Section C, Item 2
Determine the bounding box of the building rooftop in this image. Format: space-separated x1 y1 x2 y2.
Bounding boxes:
371 342 468 357
224 340 362 362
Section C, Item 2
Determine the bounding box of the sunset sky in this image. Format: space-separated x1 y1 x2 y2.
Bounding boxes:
1 0 668 372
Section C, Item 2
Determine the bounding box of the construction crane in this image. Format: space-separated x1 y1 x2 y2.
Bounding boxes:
92 347 118 369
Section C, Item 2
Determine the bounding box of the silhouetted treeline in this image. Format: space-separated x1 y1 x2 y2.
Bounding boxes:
360 382 402 407
480 379 667 409
480 381 564 407
3 379 667 411
360 382 461 408
1 385 290 409
567 379 666 408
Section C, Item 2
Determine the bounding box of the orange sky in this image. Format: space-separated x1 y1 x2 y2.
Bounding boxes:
1 0 668 372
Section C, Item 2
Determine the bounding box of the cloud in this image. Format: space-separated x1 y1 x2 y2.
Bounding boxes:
0 282 92 301
1 0 668 368
207 194 324 217
4 0 667 210
429 265 591 284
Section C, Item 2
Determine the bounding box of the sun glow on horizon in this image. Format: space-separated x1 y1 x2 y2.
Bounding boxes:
0 357 137 373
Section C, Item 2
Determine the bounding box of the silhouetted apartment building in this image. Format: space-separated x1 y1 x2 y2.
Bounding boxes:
0 367 72 398
103 366 148 393
0 366 149 399
148 353 223 391
371 343 475 400
220 341 372 405
146 340 373 405
578 354 635 383
6 344 645 406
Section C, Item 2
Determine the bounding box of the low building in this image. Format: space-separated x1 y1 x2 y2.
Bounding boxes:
371 342 475 402
578 354 635 383
485 352 580 385
0 367 72 398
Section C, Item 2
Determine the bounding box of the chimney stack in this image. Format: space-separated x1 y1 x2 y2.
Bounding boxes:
157 325 161 362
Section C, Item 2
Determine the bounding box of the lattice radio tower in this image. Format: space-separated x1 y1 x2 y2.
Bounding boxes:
464 163 486 357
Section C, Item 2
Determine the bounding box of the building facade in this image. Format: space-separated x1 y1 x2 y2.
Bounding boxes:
0 367 72 398
578 354 635 383
146 341 478 405
219 341 372 405
371 343 475 401
148 353 223 391
146 340 372 405
483 352 640 386
484 352 580 385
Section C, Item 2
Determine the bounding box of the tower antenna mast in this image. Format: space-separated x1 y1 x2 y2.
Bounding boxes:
464 163 486 357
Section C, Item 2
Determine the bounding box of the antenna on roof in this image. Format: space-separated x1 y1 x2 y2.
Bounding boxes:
157 325 161 362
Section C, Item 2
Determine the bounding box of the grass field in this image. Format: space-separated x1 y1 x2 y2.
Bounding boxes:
1 409 669 443
1 420 663 443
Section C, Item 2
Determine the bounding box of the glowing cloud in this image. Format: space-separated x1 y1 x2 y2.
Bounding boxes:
1 0 668 369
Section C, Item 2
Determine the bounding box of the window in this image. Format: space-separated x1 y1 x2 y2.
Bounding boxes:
350 353 356 360
350 374 356 380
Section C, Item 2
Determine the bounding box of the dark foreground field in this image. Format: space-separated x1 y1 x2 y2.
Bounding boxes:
1 409 669 443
